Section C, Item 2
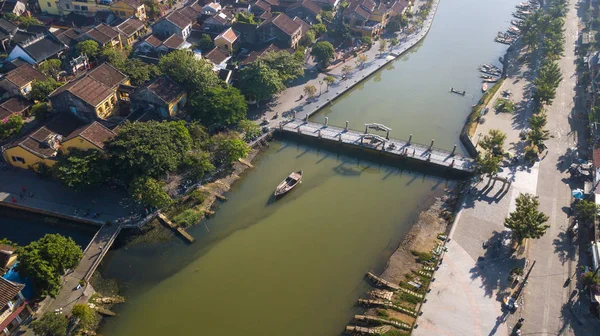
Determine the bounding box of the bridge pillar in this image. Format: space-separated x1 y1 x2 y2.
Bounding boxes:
305 114 309 121
297 127 301 134
451 144 457 156
382 141 385 150
428 153 431 161
361 137 364 144
364 125 368 134
279 123 283 130
293 111 296 120
345 121 349 131
339 133 342 141
429 139 435 150
408 134 412 145
318 129 321 138
386 129 390 139
325 117 329 127
451 159 455 167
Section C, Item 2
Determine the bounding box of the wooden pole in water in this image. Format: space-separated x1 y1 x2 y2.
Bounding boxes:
430 139 435 150
452 144 457 156
386 129 390 139
408 134 412 144
345 121 349 131
325 117 329 127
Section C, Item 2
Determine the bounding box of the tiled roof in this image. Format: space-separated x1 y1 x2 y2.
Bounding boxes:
240 43 280 65
2 64 45 88
140 75 185 104
208 11 233 24
0 278 24 311
164 11 192 30
85 23 120 45
343 0 375 20
143 34 162 47
263 0 279 6
64 121 116 149
269 13 301 37
288 0 321 16
120 0 143 8
178 6 201 21
54 28 81 46
390 0 408 15
162 34 185 49
293 16 310 34
21 35 66 63
252 0 271 13
116 18 145 37
204 46 229 65
0 96 32 114
215 27 238 43
50 63 127 107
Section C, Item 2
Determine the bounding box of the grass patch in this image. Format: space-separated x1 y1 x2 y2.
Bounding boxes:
464 78 505 137
410 250 435 264
395 292 422 305
172 209 203 227
494 97 515 113
379 329 409 336
376 309 390 318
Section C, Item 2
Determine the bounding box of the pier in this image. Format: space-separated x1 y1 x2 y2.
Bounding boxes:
353 315 412 331
157 213 196 243
366 272 400 291
277 120 476 175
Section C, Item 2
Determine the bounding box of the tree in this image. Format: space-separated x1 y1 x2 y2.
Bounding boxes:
8 14 42 28
38 59 62 78
361 36 372 46
301 30 316 46
0 114 24 140
477 151 502 176
356 54 368 69
479 129 506 156
72 304 96 331
129 176 172 208
158 50 219 93
260 51 304 83
535 60 563 106
122 58 160 86
187 121 210 149
341 65 353 77
303 84 317 98
320 9 334 23
210 132 251 166
390 38 399 46
17 234 83 297
30 78 62 102
575 200 598 224
237 119 262 141
324 75 335 91
53 149 109 190
188 85 248 127
75 40 99 59
196 34 214 50
504 194 550 246
182 150 215 180
31 312 68 336
388 14 409 32
106 121 192 180
99 45 128 70
143 0 162 20
31 102 51 121
310 23 327 37
237 61 285 103
379 39 387 55
311 41 335 67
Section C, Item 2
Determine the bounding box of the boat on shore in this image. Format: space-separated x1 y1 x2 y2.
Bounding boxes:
482 83 488 92
483 78 499 83
450 87 466 96
274 171 303 198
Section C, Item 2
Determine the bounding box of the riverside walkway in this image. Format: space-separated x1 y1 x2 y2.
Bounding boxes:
278 119 475 174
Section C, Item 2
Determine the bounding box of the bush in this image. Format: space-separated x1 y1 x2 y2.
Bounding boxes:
173 209 203 227
494 98 516 113
189 189 206 204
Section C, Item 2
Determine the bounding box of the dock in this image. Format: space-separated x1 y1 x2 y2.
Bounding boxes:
157 213 196 243
278 120 476 175
357 299 418 317
353 315 412 330
366 272 400 291
345 325 379 335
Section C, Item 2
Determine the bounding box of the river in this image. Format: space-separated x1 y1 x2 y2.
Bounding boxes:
99 0 520 335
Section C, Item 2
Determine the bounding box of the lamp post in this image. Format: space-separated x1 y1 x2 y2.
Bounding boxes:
319 80 323 96
476 132 483 147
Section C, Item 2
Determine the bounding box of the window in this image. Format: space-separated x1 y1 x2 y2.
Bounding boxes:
81 5 88 11
11 156 25 164
110 96 115 104
47 2 51 7
98 106 104 114
104 101 109 108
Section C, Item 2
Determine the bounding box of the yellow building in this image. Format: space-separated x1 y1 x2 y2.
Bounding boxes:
214 27 239 53
111 0 146 20
130 75 187 118
38 0 145 20
1 117 116 170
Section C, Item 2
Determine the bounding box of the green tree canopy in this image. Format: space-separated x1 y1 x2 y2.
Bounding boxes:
30 78 62 102
76 40 99 58
477 151 502 176
388 15 409 32
575 200 598 224
122 58 161 86
260 51 305 83
106 121 192 180
188 85 247 127
303 84 317 98
301 30 316 46
237 119 262 141
31 102 51 121
0 114 24 140
38 59 62 78
479 129 506 156
158 50 218 93
361 36 372 46
504 194 550 246
210 132 251 166
182 150 215 180
196 34 214 50
99 46 128 69
17 234 83 297
129 176 173 208
310 23 327 37
311 41 335 67
72 304 96 331
143 0 161 20
53 149 109 190
237 61 285 103
31 312 68 336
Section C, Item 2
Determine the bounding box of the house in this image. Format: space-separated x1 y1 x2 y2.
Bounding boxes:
130 75 187 118
258 13 302 48
370 2 393 28
80 23 122 48
202 2 222 15
135 34 163 53
161 34 191 50
286 0 321 24
0 244 17 271
203 11 235 32
342 0 381 37
178 5 202 21
239 43 280 66
0 0 26 16
231 2 251 14
0 64 45 97
6 33 67 65
115 17 146 45
251 0 271 16
0 18 17 51
214 27 239 53
312 0 339 8
111 0 146 20
0 97 33 120
389 0 409 16
152 11 193 39
204 46 230 70
0 277 31 336
293 16 310 35
49 63 130 121
60 121 116 154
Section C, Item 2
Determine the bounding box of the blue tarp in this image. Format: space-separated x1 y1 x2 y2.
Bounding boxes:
2 263 34 299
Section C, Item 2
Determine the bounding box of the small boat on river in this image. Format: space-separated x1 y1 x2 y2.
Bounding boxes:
483 78 499 83
482 83 488 92
274 171 303 198
450 87 466 96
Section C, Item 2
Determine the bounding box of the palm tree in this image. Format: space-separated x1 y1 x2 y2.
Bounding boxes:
341 65 353 78
379 39 387 56
303 85 317 99
323 76 335 91
356 54 368 69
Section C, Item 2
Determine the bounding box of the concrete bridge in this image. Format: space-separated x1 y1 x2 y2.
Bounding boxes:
277 119 476 175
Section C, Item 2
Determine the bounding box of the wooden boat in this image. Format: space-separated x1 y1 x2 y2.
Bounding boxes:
450 87 466 96
483 78 499 83
482 83 488 92
274 171 303 197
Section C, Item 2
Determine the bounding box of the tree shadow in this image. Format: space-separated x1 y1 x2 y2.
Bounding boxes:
552 231 575 265
469 230 525 299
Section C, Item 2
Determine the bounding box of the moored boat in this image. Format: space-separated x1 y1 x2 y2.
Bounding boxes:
482 83 488 92
274 171 303 198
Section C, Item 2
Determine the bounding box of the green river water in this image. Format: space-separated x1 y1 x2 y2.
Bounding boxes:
99 0 521 334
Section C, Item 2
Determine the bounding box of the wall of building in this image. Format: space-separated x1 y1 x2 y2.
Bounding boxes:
152 20 183 38
50 91 96 122
61 136 102 155
2 146 57 170
6 46 35 65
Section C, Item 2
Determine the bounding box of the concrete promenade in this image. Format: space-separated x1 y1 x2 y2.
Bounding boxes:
261 0 441 125
279 119 475 173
